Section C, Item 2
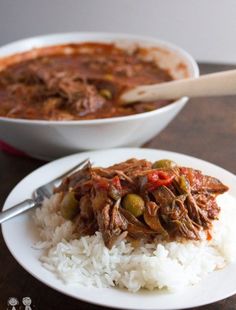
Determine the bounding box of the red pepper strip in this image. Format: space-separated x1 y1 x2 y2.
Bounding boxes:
111 176 122 190
147 171 175 191
147 171 172 183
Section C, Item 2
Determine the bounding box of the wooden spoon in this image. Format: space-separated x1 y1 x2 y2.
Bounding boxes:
120 69 236 104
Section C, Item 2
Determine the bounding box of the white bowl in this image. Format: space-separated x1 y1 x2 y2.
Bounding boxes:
0 32 199 160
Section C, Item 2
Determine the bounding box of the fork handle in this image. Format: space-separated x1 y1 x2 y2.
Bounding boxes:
0 199 36 224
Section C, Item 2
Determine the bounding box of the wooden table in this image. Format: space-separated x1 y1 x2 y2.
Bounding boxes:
0 63 235 310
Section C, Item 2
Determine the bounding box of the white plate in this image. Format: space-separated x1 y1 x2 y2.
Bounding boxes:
2 148 236 310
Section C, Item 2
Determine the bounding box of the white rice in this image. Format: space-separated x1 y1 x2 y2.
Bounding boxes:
33 193 236 292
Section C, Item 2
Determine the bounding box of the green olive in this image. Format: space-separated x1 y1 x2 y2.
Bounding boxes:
122 194 145 217
60 191 79 220
179 175 190 193
152 159 177 169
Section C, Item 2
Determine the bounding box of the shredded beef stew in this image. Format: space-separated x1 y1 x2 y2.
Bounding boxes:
0 43 174 120
55 158 228 248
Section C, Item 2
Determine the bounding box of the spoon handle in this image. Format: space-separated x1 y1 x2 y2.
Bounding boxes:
121 69 236 104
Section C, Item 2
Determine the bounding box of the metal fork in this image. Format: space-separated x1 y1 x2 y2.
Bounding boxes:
0 158 89 224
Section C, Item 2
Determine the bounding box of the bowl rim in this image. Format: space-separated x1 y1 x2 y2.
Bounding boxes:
0 31 199 125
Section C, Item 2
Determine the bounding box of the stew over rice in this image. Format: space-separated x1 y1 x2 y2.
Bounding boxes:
55 158 228 248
